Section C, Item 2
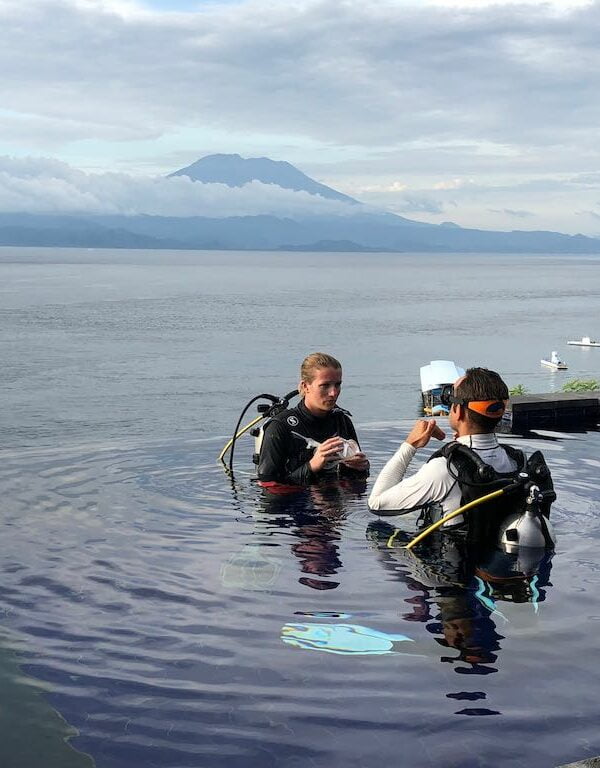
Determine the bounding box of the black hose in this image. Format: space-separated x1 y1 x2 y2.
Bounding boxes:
266 389 299 417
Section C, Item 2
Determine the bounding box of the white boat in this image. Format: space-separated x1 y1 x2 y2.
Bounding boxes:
567 336 600 347
541 351 567 370
420 360 465 415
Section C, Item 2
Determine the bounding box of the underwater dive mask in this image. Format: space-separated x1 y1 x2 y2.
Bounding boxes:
439 384 507 418
291 433 359 463
334 438 360 461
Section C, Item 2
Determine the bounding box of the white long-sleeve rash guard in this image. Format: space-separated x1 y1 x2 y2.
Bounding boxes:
368 433 519 523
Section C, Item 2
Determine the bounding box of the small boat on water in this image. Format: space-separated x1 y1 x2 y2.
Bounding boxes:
567 336 600 347
420 360 465 415
541 351 567 370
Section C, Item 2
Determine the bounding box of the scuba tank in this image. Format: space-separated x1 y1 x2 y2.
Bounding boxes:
219 389 299 473
428 442 556 552
252 421 268 466
249 391 300 465
498 482 556 553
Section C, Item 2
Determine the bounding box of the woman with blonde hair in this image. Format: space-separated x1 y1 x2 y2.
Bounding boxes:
258 352 369 488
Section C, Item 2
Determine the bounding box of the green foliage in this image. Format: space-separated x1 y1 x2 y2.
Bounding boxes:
562 378 600 392
509 384 529 395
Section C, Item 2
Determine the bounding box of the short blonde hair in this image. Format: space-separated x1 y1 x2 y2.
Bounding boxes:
300 352 342 384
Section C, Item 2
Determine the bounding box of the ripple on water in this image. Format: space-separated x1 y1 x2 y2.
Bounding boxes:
0 428 599 767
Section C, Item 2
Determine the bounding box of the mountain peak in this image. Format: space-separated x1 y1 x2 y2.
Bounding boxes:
169 153 357 204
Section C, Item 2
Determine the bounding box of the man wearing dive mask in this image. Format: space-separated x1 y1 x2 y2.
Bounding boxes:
368 368 519 525
258 352 369 488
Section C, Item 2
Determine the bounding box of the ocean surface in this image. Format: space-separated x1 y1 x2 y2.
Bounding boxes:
1 247 600 767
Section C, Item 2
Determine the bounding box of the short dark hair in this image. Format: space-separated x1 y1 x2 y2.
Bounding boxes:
455 367 509 431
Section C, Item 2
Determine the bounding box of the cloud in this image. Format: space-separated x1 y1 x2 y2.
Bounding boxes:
392 196 445 214
430 0 591 6
570 172 600 187
577 209 600 221
488 207 535 218
0 156 360 217
1 0 600 233
1 0 599 151
347 169 600 232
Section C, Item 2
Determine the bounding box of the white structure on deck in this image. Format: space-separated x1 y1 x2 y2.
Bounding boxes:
420 360 465 415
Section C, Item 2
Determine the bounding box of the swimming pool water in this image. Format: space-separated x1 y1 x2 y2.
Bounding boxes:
1 424 599 768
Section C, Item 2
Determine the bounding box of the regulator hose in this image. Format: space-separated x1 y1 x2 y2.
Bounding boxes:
397 474 530 551
222 394 278 473
403 489 506 550
217 414 265 465
219 389 299 473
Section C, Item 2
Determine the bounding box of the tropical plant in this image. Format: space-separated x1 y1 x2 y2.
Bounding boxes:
509 384 529 395
562 379 600 392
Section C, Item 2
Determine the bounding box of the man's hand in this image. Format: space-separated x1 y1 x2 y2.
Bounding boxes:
341 452 370 472
405 419 446 449
309 437 344 473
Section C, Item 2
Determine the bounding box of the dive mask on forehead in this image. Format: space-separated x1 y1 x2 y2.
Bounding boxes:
440 384 508 419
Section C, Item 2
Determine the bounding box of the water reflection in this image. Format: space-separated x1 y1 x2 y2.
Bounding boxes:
280 622 414 655
222 477 367 592
366 522 554 679
256 478 368 591
220 542 283 591
0 630 95 768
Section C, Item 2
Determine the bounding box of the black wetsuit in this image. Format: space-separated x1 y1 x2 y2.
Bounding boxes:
257 399 364 486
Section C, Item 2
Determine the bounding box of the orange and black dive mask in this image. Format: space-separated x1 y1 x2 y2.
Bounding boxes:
440 384 508 419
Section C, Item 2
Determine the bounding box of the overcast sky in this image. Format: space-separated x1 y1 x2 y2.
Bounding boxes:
1 0 599 233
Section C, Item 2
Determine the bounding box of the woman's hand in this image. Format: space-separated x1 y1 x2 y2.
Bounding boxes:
341 452 370 472
309 437 344 473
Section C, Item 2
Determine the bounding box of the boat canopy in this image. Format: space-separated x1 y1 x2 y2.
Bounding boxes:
420 360 465 394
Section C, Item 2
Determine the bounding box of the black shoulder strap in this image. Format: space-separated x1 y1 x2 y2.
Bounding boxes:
429 441 525 470
427 442 454 463
269 406 301 429
443 442 497 483
503 444 526 472
429 441 524 484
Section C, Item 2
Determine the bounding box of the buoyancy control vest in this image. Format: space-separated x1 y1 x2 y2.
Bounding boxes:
428 442 555 547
